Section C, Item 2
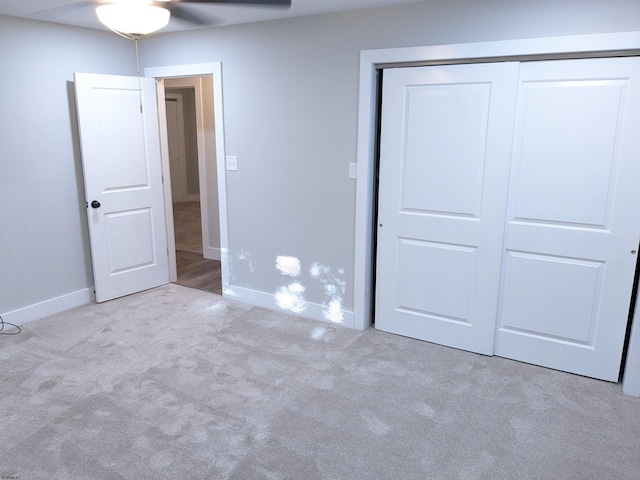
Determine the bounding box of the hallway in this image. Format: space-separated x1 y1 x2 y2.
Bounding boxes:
173 201 222 294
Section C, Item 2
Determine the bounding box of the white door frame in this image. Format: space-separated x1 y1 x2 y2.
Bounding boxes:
163 77 219 262
164 92 189 203
353 32 640 394
145 62 229 290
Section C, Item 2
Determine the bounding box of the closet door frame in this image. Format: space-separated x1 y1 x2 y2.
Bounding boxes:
353 32 640 395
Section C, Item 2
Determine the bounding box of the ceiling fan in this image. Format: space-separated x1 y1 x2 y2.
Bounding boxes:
52 0 292 39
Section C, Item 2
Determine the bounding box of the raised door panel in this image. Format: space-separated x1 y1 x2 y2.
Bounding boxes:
500 252 603 344
105 208 156 274
511 78 623 228
95 88 150 190
396 240 478 324
402 84 490 218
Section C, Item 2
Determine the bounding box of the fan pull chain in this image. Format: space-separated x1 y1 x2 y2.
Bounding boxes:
134 34 141 76
134 34 143 113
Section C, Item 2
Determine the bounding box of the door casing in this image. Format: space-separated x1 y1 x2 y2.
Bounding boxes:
145 63 229 288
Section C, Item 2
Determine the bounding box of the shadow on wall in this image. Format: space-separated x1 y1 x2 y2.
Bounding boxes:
67 80 95 287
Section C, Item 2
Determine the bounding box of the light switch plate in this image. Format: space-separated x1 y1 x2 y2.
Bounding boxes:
348 163 357 179
226 155 238 171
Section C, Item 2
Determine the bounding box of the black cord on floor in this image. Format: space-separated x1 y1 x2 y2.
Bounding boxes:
0 314 21 335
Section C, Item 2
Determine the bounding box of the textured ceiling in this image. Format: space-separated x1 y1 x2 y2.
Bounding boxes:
0 0 426 33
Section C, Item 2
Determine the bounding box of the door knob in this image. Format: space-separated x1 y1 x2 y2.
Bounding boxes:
91 200 101 208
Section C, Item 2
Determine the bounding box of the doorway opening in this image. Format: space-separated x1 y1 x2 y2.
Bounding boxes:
164 83 222 294
145 62 229 298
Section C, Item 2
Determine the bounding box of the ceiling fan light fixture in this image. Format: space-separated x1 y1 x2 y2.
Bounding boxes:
96 2 170 36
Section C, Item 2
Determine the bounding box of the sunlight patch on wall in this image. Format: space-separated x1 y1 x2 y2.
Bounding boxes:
274 256 346 323
276 255 301 277
310 262 346 324
275 282 307 314
237 250 255 274
324 297 344 323
274 255 307 314
225 249 256 289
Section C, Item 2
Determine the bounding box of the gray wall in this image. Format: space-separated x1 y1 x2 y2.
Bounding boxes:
0 16 138 315
1 0 639 318
140 0 640 314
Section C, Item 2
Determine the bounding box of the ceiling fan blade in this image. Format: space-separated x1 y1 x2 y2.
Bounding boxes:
29 1 97 20
177 0 291 7
163 3 218 26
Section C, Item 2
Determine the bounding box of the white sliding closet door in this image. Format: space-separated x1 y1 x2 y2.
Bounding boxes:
494 58 640 381
375 57 640 381
375 63 520 355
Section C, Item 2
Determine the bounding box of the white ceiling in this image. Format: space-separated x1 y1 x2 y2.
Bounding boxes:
0 0 425 33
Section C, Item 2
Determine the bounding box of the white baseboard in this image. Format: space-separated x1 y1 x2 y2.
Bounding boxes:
223 285 354 329
1 288 95 326
204 246 221 261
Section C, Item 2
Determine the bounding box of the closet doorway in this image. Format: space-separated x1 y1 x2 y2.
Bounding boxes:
353 34 640 395
374 57 640 382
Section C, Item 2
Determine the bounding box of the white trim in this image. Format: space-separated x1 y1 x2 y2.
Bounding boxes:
212 66 228 287
361 31 640 67
1 288 95 326
354 32 640 390
224 285 354 329
145 63 229 291
353 63 379 331
165 77 215 260
146 63 219 78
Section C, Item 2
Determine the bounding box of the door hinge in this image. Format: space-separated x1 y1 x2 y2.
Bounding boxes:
140 103 143 114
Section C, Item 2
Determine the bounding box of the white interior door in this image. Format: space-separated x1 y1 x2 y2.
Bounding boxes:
375 62 520 354
75 72 169 303
494 57 640 381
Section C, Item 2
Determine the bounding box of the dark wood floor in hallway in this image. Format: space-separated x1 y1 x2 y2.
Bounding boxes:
175 250 222 295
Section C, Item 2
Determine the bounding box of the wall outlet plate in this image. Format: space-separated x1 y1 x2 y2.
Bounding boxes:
348 162 357 179
226 155 238 171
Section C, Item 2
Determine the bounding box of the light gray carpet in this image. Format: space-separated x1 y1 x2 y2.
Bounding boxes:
173 201 203 254
1 284 639 479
